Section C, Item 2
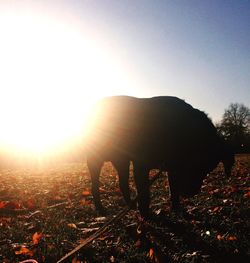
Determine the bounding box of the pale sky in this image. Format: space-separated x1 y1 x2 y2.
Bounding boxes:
72 0 250 122
0 0 249 152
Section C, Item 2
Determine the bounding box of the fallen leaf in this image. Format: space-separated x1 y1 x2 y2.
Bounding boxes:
114 188 121 193
0 201 6 209
244 191 250 198
15 246 34 256
67 223 77 229
25 198 35 209
82 190 91 196
212 206 220 212
149 248 154 258
217 234 223 241
228 235 237 241
3 201 22 209
32 232 43 245
99 188 106 193
72 257 81 263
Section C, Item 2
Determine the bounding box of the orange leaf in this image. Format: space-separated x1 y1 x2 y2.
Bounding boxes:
68 223 77 229
72 257 81 263
82 190 91 196
149 248 154 258
15 246 34 256
217 234 223 240
32 232 43 245
228 236 237 241
26 198 35 209
244 191 250 198
4 201 22 209
99 188 106 193
0 201 6 209
114 188 121 193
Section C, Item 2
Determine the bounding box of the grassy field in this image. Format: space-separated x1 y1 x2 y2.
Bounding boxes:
0 155 249 262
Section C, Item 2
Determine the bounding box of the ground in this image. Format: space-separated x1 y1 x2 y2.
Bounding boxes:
0 155 249 263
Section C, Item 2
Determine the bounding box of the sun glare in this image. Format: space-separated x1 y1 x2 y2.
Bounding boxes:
0 12 129 156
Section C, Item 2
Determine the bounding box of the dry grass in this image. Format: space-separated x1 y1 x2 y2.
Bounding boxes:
0 155 249 262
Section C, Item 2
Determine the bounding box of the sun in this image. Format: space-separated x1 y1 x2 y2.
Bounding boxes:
0 12 129 155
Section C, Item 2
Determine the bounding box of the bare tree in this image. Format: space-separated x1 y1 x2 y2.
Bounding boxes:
217 103 250 153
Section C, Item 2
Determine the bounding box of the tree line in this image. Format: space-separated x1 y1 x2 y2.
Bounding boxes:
216 103 250 153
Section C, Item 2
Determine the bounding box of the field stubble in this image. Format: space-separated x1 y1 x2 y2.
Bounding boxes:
0 155 249 262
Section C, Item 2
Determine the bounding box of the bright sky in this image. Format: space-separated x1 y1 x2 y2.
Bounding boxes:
0 0 249 154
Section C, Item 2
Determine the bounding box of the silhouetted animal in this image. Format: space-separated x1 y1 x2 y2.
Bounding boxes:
85 96 234 217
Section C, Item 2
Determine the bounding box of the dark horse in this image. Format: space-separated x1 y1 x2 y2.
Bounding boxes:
85 96 234 217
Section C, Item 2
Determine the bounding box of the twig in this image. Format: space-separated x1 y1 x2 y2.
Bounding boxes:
46 201 70 209
18 260 39 263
